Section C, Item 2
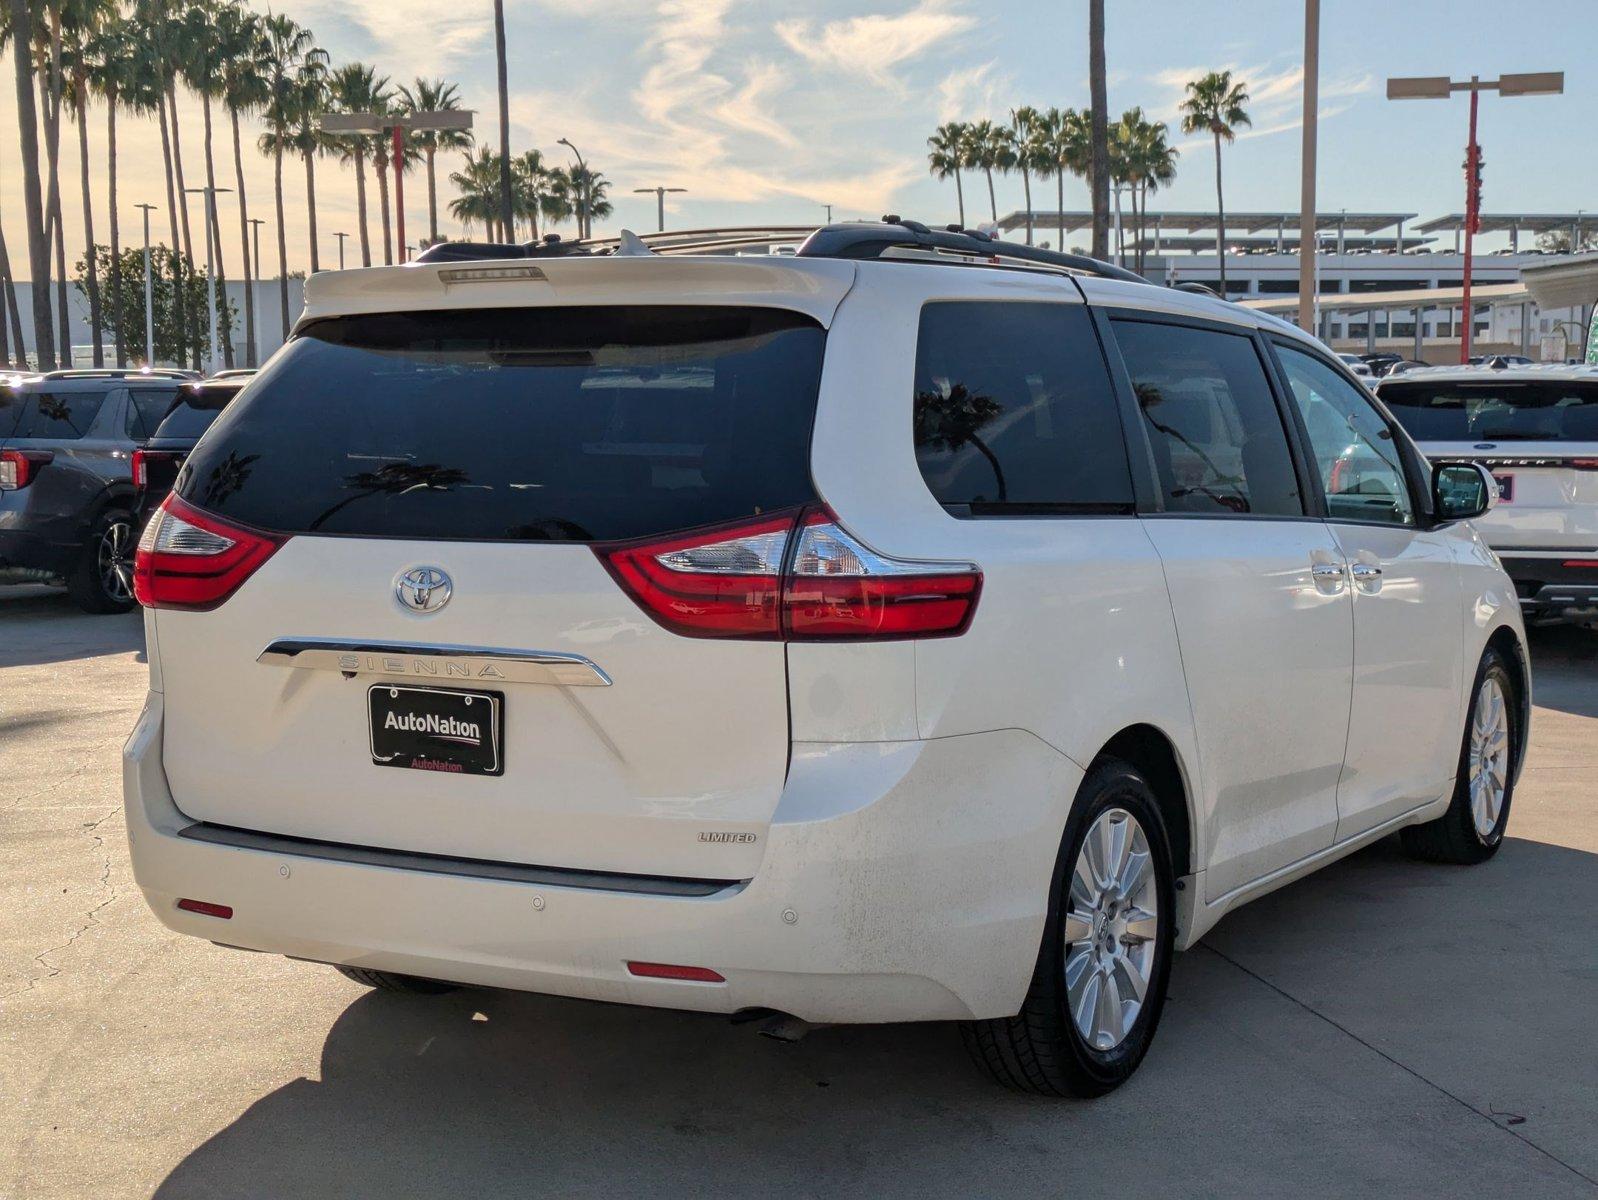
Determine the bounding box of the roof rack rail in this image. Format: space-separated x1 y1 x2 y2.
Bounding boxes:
38 367 196 380
796 219 1151 285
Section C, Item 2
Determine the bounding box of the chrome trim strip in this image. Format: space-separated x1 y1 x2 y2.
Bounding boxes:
257 638 612 687
177 823 742 898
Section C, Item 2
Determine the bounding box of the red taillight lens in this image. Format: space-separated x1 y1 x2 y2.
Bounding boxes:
131 448 147 489
596 507 982 641
133 494 285 610
1570 458 1598 471
0 448 52 490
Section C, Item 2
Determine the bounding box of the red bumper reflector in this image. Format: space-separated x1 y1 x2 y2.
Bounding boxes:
176 898 234 919
626 961 725 983
1561 560 1598 569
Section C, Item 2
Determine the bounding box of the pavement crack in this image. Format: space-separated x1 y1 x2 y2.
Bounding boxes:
0 819 120 1004
1202 943 1598 1190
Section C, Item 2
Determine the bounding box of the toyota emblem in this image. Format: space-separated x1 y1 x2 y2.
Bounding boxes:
396 566 452 614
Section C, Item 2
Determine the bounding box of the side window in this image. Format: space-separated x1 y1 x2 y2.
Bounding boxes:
913 302 1134 514
10 391 108 440
1275 344 1415 527
1112 320 1303 517
127 388 181 439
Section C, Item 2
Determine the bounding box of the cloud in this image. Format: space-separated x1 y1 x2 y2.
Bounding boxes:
712 62 799 149
774 1 978 90
935 60 1012 123
1147 59 1374 150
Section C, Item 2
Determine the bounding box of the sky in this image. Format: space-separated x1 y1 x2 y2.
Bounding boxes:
2 0 1595 279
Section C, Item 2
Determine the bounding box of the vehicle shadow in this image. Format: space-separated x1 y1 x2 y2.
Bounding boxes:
151 836 1598 1199
1526 624 1598 719
0 586 145 668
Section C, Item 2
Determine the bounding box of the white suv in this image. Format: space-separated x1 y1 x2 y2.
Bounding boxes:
1376 364 1598 625
124 222 1528 1097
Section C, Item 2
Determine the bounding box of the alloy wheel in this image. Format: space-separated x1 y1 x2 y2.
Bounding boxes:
98 518 135 604
1468 676 1511 839
1063 806 1160 1052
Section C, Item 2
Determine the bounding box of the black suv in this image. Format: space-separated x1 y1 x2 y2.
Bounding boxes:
132 379 247 530
0 369 194 612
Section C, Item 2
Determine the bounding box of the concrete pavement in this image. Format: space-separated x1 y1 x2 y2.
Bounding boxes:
2 585 1595 1198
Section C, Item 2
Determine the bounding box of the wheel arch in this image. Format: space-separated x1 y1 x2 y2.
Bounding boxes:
1483 623 1531 786
1092 723 1194 879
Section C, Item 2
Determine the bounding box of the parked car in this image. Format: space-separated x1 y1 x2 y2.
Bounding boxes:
1337 353 1375 379
125 223 1526 1098
1 370 191 611
1378 364 1598 624
132 379 248 530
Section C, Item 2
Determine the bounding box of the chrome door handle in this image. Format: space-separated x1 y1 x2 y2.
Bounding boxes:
1350 562 1383 593
1311 562 1347 595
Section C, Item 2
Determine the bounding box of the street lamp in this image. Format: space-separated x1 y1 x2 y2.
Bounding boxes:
632 186 687 233
135 203 158 364
1388 70 1564 362
558 138 588 238
185 186 231 374
334 231 348 270
321 110 474 263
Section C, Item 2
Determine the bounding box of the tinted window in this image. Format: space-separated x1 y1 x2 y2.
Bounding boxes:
1113 320 1302 516
10 390 108 439
913 302 1133 514
0 387 22 438
1379 379 1598 442
152 384 239 440
1277 345 1414 527
177 306 825 542
126 387 182 438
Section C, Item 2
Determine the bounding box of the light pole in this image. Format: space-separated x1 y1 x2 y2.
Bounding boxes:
1299 0 1319 336
185 186 231 374
334 231 348 270
1388 71 1563 362
136 203 157 364
558 138 587 238
321 110 474 262
824 203 833 223
248 217 264 283
632 186 686 233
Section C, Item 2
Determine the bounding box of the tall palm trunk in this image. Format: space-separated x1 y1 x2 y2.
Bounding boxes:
74 73 104 366
425 147 439 244
0 223 27 366
304 149 320 272
1212 130 1227 290
201 92 233 367
375 147 393 265
167 82 194 266
272 140 289 340
953 169 964 228
354 146 371 266
229 106 256 367
9 0 56 368
43 17 71 364
107 86 125 366
1088 0 1109 259
157 97 188 367
1056 171 1065 250
1021 167 1033 245
984 167 996 222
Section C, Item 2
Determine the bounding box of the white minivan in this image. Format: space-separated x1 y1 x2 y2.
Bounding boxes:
124 222 1528 1096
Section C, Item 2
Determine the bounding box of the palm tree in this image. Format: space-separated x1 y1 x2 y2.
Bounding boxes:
513 149 552 241
85 13 138 364
1040 107 1090 251
964 119 1003 223
3 0 56 366
179 0 234 366
1180 70 1250 290
448 146 502 240
926 121 968 228
38 0 73 361
1008 106 1046 245
329 62 388 266
397 77 472 244
369 93 401 263
1087 0 1109 259
289 56 330 273
1116 110 1177 272
133 0 197 365
257 12 315 336
63 0 113 366
215 1 267 364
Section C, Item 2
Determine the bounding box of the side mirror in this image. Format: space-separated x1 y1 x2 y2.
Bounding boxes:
1433 461 1497 521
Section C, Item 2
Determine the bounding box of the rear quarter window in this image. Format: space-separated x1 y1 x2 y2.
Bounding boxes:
912 301 1134 514
177 306 826 542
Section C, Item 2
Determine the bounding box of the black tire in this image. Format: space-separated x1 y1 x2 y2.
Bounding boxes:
961 757 1176 1098
65 508 137 614
1401 645 1521 865
334 965 458 995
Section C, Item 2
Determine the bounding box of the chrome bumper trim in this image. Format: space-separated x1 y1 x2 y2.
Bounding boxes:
257 638 612 687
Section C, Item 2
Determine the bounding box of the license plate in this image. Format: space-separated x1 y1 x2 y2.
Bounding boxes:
1492 473 1514 502
368 685 503 776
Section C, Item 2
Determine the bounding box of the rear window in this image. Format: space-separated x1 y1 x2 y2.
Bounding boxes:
126 387 183 438
152 384 238 440
177 306 825 541
912 302 1134 514
1380 379 1598 442
9 390 108 439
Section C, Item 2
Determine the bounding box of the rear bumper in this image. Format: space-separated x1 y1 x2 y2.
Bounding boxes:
124 693 1081 1023
1500 554 1598 621
0 526 74 577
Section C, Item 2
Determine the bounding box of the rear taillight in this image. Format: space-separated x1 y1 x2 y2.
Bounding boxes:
131 449 147 489
133 494 285 610
1570 458 1598 471
597 507 981 641
0 448 52 490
